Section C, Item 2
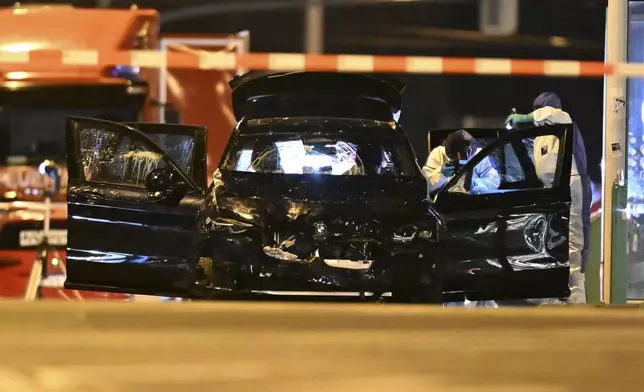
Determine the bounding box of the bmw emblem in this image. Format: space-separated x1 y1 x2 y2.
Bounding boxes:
314 222 327 235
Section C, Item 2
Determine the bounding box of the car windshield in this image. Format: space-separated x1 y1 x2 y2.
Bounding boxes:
222 121 418 177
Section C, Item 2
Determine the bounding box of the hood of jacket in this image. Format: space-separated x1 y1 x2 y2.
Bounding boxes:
533 92 562 110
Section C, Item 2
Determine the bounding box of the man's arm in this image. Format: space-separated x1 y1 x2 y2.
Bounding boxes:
421 147 449 193
532 107 572 125
506 107 573 127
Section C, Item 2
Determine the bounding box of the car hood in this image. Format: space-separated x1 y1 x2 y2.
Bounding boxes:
213 171 427 228
228 71 405 122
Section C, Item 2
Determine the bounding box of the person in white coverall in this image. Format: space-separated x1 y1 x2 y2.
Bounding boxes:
422 129 500 196
506 92 590 305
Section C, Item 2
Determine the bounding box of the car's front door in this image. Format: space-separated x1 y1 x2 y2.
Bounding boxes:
431 124 573 302
64 116 207 297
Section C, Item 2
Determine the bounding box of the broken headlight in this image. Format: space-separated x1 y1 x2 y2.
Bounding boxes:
205 217 253 234
393 223 435 244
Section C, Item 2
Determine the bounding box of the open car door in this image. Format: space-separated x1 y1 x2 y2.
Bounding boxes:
430 124 573 302
64 117 207 297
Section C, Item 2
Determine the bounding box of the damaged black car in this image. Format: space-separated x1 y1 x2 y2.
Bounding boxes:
64 71 575 303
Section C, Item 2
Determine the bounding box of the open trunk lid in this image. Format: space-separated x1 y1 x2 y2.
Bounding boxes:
229 72 405 122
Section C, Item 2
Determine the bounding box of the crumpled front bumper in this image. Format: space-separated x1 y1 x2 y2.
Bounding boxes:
202 235 436 295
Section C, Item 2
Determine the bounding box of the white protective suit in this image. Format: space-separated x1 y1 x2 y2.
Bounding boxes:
532 106 586 304
422 145 500 195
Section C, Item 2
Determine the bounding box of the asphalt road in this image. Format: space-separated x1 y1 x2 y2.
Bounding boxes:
0 300 643 392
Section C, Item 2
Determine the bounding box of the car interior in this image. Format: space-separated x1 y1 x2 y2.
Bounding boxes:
428 129 550 196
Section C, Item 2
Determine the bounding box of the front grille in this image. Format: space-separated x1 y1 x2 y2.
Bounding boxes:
0 220 67 250
318 240 379 261
271 230 379 261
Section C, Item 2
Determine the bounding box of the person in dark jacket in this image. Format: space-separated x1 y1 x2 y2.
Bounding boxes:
506 92 591 304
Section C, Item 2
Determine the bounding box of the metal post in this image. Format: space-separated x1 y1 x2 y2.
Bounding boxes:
479 0 518 36
237 30 251 75
305 0 325 54
159 39 169 123
602 0 629 304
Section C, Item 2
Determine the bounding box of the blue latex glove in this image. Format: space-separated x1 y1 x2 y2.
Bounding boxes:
471 184 485 195
505 113 534 127
471 179 487 195
441 164 456 178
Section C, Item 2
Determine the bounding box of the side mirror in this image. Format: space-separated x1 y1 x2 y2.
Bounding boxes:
145 167 188 203
39 159 61 197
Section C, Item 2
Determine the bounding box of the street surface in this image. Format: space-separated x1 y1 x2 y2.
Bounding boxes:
0 300 642 391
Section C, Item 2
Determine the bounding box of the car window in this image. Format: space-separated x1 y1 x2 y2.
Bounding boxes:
78 127 168 187
446 133 557 195
143 134 195 176
222 133 417 177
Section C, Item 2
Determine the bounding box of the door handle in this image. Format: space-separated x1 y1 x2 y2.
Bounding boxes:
76 191 104 203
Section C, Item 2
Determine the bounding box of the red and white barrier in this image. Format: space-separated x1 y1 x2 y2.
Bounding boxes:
3 49 644 77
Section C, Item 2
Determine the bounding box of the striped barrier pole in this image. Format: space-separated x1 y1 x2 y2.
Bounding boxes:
3 49 644 78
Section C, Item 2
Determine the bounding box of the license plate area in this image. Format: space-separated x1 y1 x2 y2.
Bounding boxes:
323 258 374 270
19 229 67 247
267 228 381 269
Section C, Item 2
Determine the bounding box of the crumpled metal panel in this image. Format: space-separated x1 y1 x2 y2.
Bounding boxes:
200 147 435 294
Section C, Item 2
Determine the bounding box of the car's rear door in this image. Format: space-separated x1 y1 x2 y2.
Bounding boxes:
64 116 207 297
431 124 573 302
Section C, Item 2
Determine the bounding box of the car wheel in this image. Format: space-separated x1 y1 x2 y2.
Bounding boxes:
391 278 443 304
426 257 446 304
391 286 423 303
391 259 445 304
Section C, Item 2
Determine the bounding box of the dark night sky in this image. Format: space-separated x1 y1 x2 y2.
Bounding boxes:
5 0 608 180
154 0 608 181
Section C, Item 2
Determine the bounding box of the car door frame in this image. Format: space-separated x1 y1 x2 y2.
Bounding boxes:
66 117 203 192
64 116 207 297
431 124 574 302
